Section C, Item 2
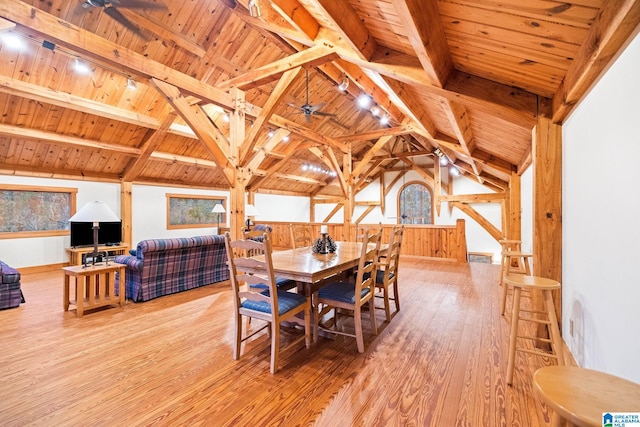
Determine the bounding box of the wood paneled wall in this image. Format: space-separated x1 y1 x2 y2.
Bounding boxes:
255 219 468 262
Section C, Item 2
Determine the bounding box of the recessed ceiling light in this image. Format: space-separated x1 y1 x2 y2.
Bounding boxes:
379 115 389 126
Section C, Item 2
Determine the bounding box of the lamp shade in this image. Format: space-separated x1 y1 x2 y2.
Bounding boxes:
212 204 226 214
69 201 120 223
245 204 259 216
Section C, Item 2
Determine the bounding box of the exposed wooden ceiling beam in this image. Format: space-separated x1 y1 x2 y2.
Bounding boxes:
150 79 234 184
273 172 327 185
218 45 337 90
245 128 291 173
308 1 377 61
389 0 453 86
122 113 178 182
351 135 395 179
335 126 408 143
240 67 301 165
0 75 197 138
0 1 235 109
118 9 207 57
231 1 315 46
552 0 640 123
269 0 320 40
0 123 140 156
0 15 14 31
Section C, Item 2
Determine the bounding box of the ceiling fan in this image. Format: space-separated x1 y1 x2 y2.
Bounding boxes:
287 69 337 123
79 0 168 39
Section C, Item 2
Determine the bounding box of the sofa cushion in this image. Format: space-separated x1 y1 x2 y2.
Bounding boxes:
0 262 20 284
116 235 229 302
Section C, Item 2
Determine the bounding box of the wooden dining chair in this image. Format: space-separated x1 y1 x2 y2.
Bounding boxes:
316 228 380 353
374 225 404 322
244 229 297 290
223 232 311 374
289 223 312 249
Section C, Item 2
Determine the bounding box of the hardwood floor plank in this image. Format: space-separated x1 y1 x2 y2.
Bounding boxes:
0 259 559 426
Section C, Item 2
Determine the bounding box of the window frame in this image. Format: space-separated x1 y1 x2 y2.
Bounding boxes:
396 180 434 225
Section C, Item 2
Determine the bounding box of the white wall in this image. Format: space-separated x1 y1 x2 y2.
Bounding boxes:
563 31 640 382
0 176 121 268
0 177 229 267
314 169 502 259
254 193 309 223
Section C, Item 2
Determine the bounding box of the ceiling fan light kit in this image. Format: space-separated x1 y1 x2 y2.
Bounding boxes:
288 69 337 123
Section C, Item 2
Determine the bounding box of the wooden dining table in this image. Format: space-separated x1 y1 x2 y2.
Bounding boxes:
243 241 383 340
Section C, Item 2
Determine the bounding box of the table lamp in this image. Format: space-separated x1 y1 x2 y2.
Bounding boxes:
245 203 259 231
69 201 120 267
211 203 226 232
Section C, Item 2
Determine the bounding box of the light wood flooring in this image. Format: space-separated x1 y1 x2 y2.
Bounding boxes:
0 259 559 426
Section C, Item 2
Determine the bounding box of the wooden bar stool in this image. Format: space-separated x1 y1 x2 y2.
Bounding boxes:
505 275 563 385
534 366 640 427
501 251 533 315
498 239 524 286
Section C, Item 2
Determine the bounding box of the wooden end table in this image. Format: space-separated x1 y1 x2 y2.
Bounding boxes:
63 263 126 317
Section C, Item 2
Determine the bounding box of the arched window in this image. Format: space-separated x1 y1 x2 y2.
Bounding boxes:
397 181 433 224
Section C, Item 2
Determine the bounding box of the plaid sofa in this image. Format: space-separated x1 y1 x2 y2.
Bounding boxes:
114 235 229 302
0 260 23 310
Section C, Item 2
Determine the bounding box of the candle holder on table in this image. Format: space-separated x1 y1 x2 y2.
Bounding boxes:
312 227 337 254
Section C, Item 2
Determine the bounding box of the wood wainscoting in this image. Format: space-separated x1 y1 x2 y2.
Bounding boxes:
258 219 468 262
0 258 570 425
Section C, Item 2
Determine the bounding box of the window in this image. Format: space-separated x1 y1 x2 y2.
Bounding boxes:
397 182 433 224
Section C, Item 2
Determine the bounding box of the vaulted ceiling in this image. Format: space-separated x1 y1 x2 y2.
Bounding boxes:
0 0 638 196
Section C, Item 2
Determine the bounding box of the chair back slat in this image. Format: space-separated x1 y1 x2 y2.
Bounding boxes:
289 224 312 249
223 231 312 374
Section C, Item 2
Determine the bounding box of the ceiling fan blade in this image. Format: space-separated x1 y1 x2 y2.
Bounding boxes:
117 0 167 9
312 111 337 117
305 113 312 124
309 102 325 112
103 6 149 39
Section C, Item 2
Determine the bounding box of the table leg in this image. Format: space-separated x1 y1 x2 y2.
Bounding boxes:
119 266 125 307
63 274 70 311
77 276 84 317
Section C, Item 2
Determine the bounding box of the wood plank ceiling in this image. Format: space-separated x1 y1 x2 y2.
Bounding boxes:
0 0 638 196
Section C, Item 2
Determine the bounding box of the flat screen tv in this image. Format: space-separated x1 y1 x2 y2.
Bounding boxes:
70 221 122 248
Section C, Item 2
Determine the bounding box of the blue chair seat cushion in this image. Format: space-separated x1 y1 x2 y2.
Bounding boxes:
241 289 307 315
362 269 392 284
318 281 371 304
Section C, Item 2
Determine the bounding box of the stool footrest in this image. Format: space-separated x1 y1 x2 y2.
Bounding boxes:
517 334 552 344
517 347 559 359
517 315 551 325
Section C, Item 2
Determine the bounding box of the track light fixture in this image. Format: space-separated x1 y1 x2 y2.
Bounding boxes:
338 76 349 92
73 57 92 75
357 93 372 109
248 0 263 17
126 77 137 90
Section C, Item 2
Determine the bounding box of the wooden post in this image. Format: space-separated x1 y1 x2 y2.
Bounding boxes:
229 87 247 240
120 181 132 249
533 117 563 337
509 172 521 240
344 149 354 239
